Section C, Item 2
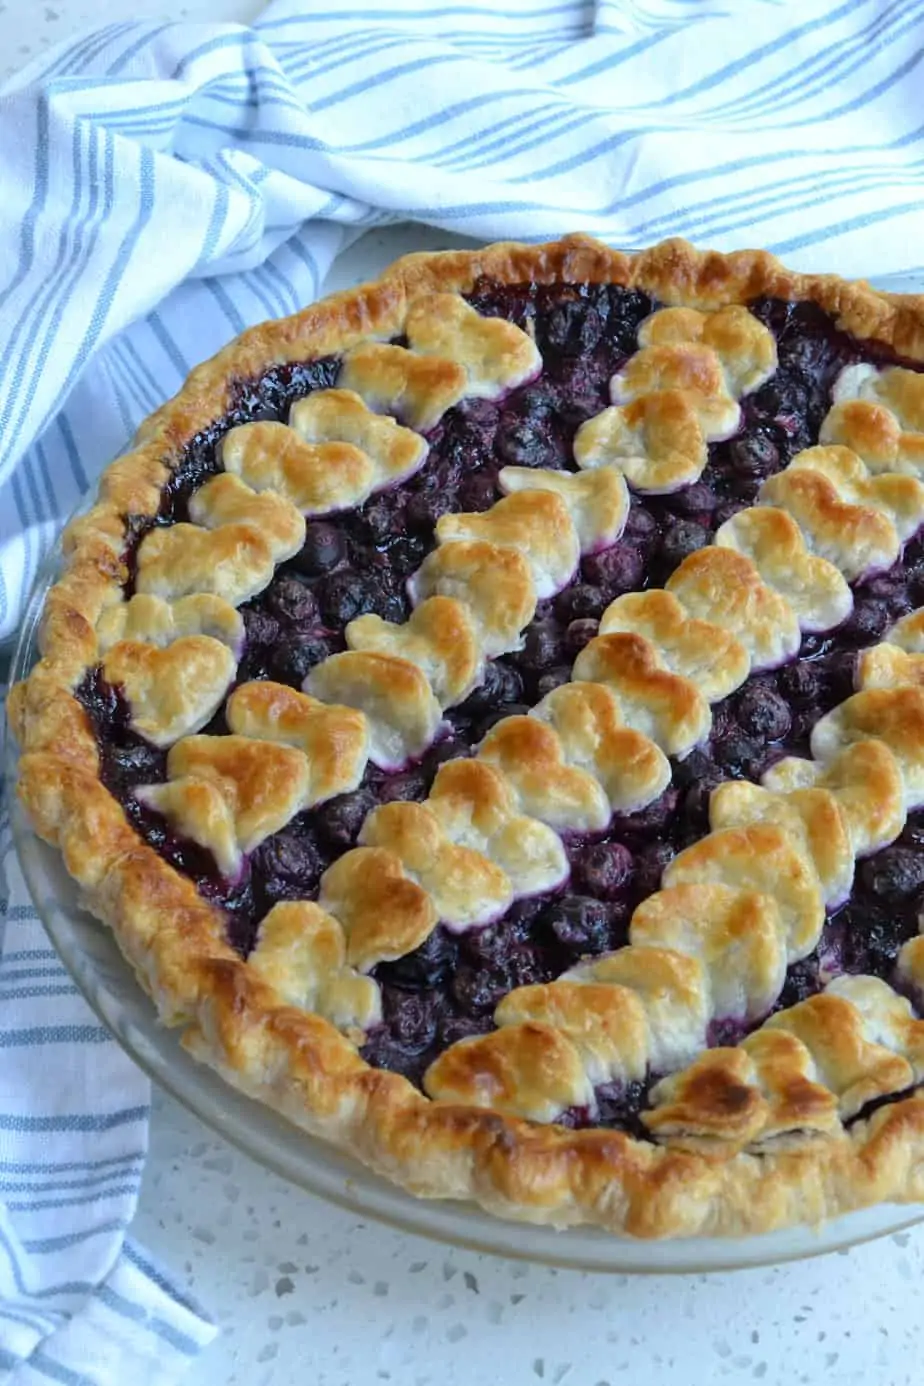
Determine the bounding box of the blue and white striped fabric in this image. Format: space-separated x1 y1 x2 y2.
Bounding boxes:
4 0 924 642
2 0 924 1378
0 727 217 1383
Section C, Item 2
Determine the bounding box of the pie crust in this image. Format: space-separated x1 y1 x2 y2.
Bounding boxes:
12 234 924 1240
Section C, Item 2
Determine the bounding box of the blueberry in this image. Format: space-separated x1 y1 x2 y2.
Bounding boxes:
735 681 792 741
469 282 531 322
242 607 281 646
713 500 745 528
267 575 319 626
536 665 572 700
779 336 825 373
672 746 719 789
555 583 606 623
384 990 438 1052
864 559 905 595
799 632 833 663
613 787 679 836
503 896 546 936
824 652 857 704
458 474 498 512
576 843 633 900
383 929 454 990
293 521 346 576
595 1078 649 1129
383 533 428 577
565 618 599 655
908 562 924 607
271 635 330 686
431 456 465 491
451 966 508 1016
707 1018 751 1049
779 660 822 704
623 505 659 545
708 700 736 743
551 359 603 402
506 944 548 989
543 896 612 952
714 731 763 776
841 598 889 646
371 587 410 623
605 287 654 347
517 620 566 673
544 301 603 355
660 519 708 570
728 432 780 478
362 496 405 545
424 734 469 772
318 572 383 626
753 378 810 420
837 901 909 977
461 924 511 968
582 543 644 598
790 707 823 747
358 1033 410 1076
665 481 719 516
438 1015 493 1049
316 788 376 848
861 846 924 901
457 397 499 436
749 298 786 333
378 770 429 804
496 419 555 468
460 660 524 714
110 742 165 784
558 393 604 430
509 387 554 424
633 842 675 899
680 777 723 840
901 818 924 852
255 829 323 892
406 490 454 531
729 475 761 506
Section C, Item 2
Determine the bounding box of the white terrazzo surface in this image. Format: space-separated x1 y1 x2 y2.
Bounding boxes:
3 2 924 1380
0 0 261 82
134 1085 924 1386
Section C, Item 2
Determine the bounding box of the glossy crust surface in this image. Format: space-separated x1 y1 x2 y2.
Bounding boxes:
11 234 924 1239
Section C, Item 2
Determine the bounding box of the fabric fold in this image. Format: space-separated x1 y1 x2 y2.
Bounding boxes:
0 758 217 1382
3 1 924 642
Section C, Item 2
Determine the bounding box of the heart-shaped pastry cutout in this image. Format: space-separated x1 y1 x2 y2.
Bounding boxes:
102 636 236 747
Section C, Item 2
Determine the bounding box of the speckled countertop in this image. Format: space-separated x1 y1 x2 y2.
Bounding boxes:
131 1083 924 1386
3 5 924 1384
0 0 261 77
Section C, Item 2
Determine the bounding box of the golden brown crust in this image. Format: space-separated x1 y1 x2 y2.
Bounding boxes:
346 597 483 709
572 630 711 757
436 490 579 600
598 588 749 703
13 233 924 1239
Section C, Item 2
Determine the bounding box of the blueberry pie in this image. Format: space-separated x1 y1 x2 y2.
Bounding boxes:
14 235 924 1238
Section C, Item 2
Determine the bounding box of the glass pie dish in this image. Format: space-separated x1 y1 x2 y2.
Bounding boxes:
8 533 924 1274
13 241 924 1271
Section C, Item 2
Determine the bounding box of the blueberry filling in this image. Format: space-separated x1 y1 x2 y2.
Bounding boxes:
78 283 924 1135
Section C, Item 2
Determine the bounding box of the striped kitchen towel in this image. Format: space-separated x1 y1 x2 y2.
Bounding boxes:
2 0 924 1380
3 0 924 643
0 699 218 1384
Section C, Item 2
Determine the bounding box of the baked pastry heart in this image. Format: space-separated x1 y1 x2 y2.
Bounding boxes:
14 233 924 1241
